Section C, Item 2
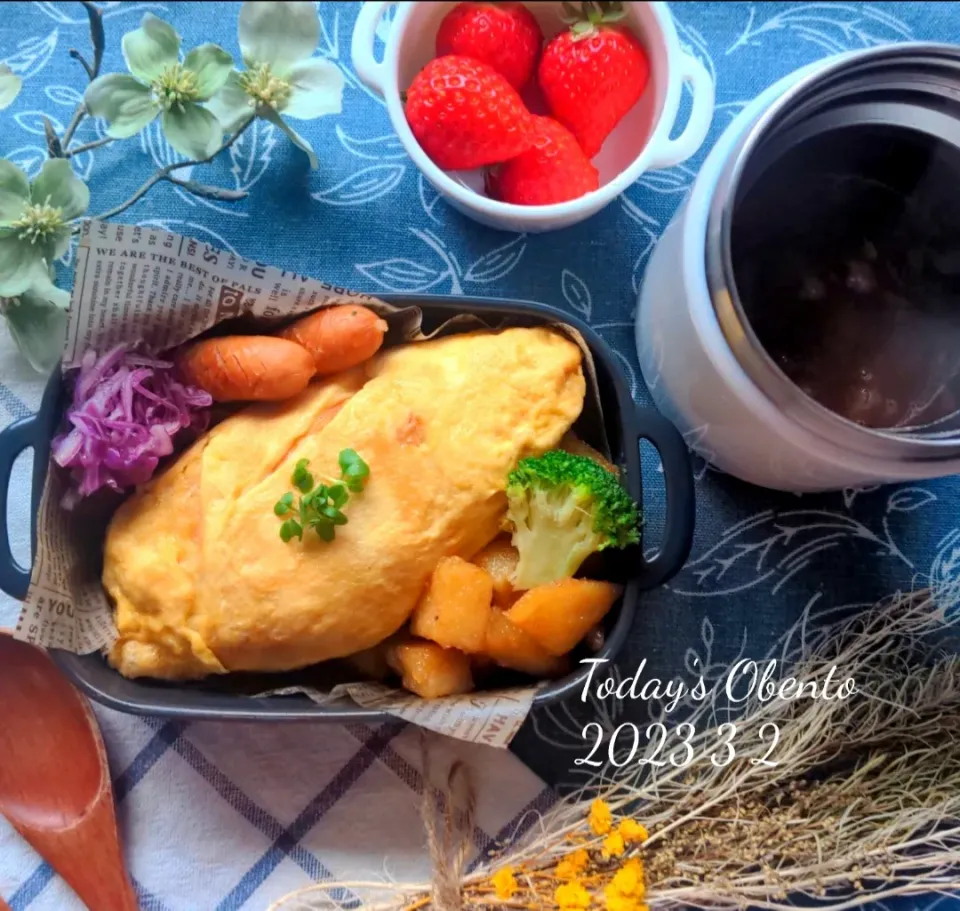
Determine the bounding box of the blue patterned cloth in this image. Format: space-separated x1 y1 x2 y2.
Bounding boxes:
2 2 960 909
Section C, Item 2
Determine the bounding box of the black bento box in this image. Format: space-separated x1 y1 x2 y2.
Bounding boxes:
0 295 694 721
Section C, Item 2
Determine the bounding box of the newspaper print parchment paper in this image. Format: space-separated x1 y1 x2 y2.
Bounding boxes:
14 219 608 746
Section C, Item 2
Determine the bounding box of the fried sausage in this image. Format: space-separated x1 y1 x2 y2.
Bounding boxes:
277 305 389 375
176 335 316 402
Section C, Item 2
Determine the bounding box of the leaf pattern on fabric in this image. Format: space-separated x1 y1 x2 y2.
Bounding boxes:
2 7 960 903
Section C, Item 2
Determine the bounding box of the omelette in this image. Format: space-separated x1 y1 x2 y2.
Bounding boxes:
103 327 586 679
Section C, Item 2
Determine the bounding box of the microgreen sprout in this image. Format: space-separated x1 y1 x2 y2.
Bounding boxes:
275 449 370 543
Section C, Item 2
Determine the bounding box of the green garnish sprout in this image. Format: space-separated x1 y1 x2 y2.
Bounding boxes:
506 449 640 589
274 449 370 543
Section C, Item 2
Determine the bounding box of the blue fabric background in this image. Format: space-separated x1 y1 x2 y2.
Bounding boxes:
2 2 960 908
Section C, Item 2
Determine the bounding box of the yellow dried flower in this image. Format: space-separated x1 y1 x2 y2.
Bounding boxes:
588 798 613 836
604 857 646 911
603 889 639 911
611 858 644 896
556 881 592 909
556 848 590 880
601 831 625 859
492 867 518 900
618 820 649 844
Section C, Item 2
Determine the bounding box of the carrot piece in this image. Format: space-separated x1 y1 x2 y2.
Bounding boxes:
506 578 623 656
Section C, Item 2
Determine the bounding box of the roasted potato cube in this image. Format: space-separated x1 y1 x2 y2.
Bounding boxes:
484 608 570 677
559 431 619 476
387 639 474 699
472 536 522 606
343 639 395 681
506 578 623 656
410 556 493 653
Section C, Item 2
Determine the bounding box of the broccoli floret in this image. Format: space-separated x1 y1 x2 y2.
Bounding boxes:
505 449 640 589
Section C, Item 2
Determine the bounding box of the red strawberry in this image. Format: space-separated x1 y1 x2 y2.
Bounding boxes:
538 1 650 158
405 55 535 171
436 2 543 91
486 116 599 205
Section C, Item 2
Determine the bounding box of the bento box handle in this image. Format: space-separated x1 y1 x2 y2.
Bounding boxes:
0 414 39 600
629 408 695 589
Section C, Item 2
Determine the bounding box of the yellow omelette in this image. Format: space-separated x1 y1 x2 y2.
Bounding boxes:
102 327 586 679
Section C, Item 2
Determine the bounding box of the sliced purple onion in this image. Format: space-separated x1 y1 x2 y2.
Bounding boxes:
52 343 212 507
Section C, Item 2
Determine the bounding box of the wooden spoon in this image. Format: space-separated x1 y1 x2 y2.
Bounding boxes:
0 633 138 911
1 897 12 911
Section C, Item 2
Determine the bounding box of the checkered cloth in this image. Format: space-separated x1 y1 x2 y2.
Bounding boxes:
0 709 550 909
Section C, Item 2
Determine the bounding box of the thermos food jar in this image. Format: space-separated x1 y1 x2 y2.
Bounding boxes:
638 44 960 492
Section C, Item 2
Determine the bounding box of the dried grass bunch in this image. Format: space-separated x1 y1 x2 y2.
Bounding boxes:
270 590 960 911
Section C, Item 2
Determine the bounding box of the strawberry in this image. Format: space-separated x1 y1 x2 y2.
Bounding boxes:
404 55 535 171
486 116 599 205
436 2 543 91
537 1 650 158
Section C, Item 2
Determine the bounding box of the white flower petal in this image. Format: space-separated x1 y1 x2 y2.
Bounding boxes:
84 74 158 139
282 58 344 120
0 64 22 110
0 232 52 298
30 159 89 221
3 289 68 373
206 70 255 133
122 13 180 83
261 107 317 169
51 226 73 261
183 43 234 101
0 160 30 224
162 103 223 160
238 0 319 72
38 268 71 309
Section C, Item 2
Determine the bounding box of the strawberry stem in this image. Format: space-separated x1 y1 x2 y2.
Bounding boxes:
560 0 627 35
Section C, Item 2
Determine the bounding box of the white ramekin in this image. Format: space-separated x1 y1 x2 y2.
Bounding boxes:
351 1 714 233
636 49 960 493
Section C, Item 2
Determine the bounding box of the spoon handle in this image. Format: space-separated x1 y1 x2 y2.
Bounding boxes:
0 635 138 911
0 896 11 911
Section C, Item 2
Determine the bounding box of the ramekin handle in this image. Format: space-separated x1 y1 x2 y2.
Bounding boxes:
351 1 391 96
648 53 715 169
